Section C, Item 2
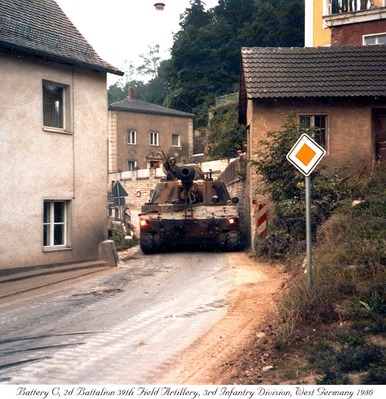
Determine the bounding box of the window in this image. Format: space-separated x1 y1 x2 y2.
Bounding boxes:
364 33 386 46
150 161 160 168
127 130 136 144
172 133 180 147
299 115 327 149
43 200 71 249
149 132 159 146
128 160 137 171
42 81 71 131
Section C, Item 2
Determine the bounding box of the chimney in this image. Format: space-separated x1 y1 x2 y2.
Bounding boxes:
127 87 135 100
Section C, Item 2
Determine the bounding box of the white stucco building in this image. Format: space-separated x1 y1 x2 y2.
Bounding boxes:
0 0 123 269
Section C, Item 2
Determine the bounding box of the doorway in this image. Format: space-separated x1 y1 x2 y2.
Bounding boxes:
372 109 386 170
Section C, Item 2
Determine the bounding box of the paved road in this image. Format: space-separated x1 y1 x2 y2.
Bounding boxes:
0 248 238 384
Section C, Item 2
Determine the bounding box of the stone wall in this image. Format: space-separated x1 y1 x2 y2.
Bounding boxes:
219 158 250 247
108 158 237 210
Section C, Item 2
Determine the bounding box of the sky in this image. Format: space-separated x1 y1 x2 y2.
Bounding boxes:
55 0 219 85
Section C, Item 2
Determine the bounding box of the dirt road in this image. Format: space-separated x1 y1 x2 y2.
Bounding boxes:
148 251 285 384
0 247 285 385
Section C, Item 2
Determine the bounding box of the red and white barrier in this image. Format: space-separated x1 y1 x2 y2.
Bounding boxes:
257 203 267 237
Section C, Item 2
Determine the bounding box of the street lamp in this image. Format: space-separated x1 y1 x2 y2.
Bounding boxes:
154 2 165 11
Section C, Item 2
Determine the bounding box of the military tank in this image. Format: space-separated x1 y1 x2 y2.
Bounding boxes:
139 165 241 254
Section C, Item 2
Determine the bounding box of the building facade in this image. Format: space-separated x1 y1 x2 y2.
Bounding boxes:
0 0 122 269
305 0 386 47
239 46 386 246
108 89 194 173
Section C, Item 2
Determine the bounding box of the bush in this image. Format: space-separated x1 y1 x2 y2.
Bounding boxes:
251 115 360 260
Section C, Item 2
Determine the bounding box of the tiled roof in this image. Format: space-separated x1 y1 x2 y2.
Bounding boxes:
0 0 122 75
109 98 195 118
241 46 386 98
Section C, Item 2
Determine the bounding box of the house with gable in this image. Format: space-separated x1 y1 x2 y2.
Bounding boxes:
108 88 194 173
0 0 123 270
239 45 386 244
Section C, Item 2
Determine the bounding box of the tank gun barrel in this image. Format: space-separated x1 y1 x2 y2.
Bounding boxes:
176 165 196 201
176 166 196 182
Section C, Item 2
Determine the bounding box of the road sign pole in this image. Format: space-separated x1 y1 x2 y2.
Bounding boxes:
305 175 313 290
287 134 325 290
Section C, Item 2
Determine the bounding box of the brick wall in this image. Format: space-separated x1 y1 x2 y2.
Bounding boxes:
331 19 386 46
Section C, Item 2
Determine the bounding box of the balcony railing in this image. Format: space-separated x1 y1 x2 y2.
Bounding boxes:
326 1 382 16
323 1 386 27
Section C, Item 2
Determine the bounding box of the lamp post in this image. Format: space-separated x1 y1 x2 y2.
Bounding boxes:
154 2 165 11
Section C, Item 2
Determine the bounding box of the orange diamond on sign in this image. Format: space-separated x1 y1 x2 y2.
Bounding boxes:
295 143 316 166
287 134 326 176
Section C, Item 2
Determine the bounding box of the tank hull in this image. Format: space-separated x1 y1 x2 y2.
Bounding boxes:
139 205 240 253
139 167 241 254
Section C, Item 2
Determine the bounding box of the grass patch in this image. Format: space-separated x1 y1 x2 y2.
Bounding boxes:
261 171 386 384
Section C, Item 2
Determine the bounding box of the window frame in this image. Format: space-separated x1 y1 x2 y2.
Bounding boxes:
363 32 386 46
172 133 181 148
127 130 137 145
299 114 328 151
149 131 159 146
127 160 137 171
43 199 72 251
42 80 72 134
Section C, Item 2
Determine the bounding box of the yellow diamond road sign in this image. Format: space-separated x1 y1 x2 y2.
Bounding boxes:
286 134 326 176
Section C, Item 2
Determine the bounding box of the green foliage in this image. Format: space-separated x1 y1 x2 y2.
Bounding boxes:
251 115 352 259
309 334 385 384
108 74 167 107
137 44 161 79
163 0 304 128
206 103 246 158
271 170 386 384
110 232 138 251
108 0 305 127
239 0 304 47
361 367 386 384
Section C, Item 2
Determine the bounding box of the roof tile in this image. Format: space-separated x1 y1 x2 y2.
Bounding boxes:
109 98 195 118
241 46 386 98
0 0 122 75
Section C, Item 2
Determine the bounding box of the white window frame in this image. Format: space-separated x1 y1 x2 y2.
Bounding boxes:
42 80 72 134
363 32 386 46
127 160 137 171
43 200 72 250
127 130 137 145
172 133 181 147
299 114 328 151
149 131 159 146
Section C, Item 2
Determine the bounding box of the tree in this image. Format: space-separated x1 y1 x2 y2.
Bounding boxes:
137 44 162 79
108 0 305 133
239 0 304 47
163 0 304 128
207 103 246 158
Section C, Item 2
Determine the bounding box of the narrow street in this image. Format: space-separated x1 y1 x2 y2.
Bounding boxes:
0 247 284 385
